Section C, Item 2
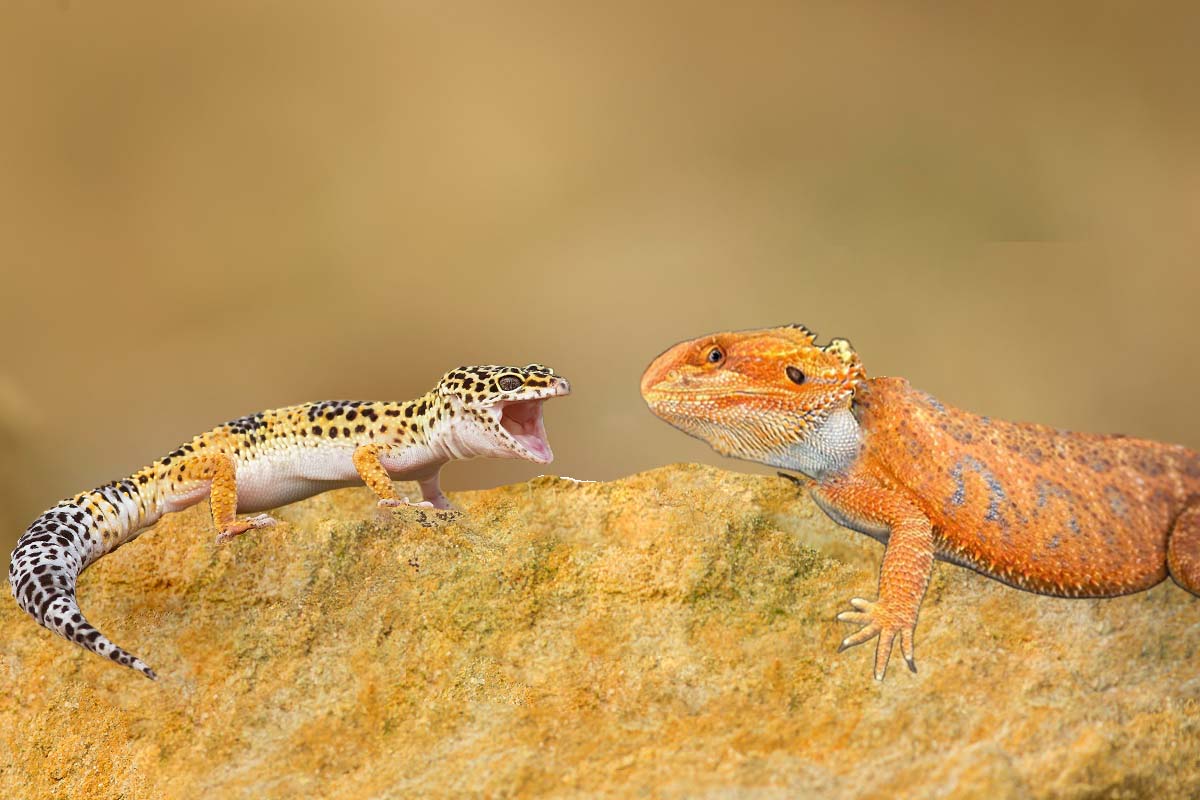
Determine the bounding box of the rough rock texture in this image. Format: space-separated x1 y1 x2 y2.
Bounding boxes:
1 464 1198 799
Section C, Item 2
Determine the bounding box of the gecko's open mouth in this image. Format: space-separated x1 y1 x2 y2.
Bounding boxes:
492 379 570 464
499 399 554 463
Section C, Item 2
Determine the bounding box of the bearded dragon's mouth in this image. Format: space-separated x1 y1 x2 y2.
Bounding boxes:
498 398 554 463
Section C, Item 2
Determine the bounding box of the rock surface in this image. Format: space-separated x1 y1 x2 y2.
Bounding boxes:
1 464 1198 799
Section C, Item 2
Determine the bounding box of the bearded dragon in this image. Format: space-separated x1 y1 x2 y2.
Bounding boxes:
10 364 569 679
641 325 1200 679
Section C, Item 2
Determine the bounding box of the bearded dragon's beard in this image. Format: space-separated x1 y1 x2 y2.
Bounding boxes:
667 405 829 462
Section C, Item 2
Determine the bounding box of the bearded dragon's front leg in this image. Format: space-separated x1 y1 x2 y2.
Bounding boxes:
811 480 935 680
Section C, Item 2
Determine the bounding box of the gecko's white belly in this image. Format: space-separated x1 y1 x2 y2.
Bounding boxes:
234 446 361 512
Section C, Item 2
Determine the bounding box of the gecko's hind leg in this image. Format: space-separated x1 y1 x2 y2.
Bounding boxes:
172 453 278 543
1167 503 1200 597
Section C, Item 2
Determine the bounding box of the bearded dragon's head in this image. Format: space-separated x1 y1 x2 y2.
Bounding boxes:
640 324 866 470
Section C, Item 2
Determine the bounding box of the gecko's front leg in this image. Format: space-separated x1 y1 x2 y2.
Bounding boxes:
811 480 935 680
172 453 278 543
352 444 453 511
415 473 451 510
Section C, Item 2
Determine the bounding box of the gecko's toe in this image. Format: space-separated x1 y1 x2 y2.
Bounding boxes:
378 498 437 509
406 498 437 509
216 513 277 543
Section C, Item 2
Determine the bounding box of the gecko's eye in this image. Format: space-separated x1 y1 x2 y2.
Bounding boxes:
498 376 522 392
786 366 806 385
706 346 724 365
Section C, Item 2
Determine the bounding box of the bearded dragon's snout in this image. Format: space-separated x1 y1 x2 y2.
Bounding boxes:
640 341 691 412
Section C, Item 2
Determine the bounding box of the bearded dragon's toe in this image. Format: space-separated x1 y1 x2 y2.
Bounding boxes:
835 597 916 681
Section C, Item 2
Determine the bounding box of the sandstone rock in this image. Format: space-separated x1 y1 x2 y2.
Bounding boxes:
1 464 1197 798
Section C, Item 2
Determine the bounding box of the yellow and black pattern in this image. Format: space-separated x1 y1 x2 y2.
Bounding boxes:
9 364 569 680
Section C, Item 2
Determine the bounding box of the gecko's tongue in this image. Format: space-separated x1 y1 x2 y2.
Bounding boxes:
500 399 553 463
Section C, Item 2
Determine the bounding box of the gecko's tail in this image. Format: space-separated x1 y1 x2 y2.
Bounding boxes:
9 502 158 680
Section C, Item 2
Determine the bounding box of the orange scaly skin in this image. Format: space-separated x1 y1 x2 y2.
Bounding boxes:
641 325 1200 680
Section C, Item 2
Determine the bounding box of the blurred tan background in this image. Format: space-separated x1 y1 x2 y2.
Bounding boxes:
2 2 1199 565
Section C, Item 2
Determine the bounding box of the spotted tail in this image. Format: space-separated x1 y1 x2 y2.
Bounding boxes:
9 481 160 680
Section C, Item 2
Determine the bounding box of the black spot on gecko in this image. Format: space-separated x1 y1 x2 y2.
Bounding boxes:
226 412 268 433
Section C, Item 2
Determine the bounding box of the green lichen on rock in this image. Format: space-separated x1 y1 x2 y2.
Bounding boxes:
1 464 1198 798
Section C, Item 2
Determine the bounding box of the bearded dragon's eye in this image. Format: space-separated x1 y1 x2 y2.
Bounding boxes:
786 366 806 385
498 376 522 391
706 346 724 364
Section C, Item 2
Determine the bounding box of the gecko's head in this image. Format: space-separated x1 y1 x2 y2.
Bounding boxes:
640 324 865 460
436 364 571 464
